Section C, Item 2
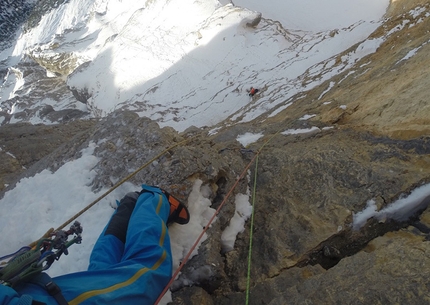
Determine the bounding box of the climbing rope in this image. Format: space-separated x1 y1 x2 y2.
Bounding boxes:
55 135 196 232
245 154 259 305
7 135 196 289
154 128 283 304
154 147 262 305
244 130 281 304
12 120 283 301
27 135 196 256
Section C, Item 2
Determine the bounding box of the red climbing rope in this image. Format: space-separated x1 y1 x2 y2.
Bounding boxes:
154 150 261 304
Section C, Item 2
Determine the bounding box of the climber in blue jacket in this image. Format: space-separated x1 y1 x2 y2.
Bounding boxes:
0 185 190 304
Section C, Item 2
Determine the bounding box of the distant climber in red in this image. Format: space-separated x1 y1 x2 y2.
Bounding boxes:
248 87 259 97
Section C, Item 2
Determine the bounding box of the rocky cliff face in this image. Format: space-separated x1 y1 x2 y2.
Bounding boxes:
0 0 35 51
1 0 430 304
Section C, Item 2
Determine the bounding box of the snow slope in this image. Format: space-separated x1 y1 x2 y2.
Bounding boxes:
1 0 390 131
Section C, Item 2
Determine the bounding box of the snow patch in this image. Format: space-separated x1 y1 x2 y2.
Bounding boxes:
281 126 320 135
299 114 316 121
353 183 430 230
236 132 264 147
221 192 253 252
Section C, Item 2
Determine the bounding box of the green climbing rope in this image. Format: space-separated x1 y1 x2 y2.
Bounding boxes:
245 153 259 304
245 129 282 304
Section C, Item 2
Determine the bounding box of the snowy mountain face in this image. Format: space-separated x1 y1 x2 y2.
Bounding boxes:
0 0 35 51
1 1 430 304
0 0 389 131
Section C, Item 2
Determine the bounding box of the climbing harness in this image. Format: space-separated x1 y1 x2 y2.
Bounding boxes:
0 221 83 288
28 272 69 305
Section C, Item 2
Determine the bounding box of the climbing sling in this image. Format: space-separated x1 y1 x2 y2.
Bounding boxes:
28 273 69 305
0 221 83 304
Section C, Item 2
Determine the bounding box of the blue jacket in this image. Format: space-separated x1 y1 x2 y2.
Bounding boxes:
0 185 172 304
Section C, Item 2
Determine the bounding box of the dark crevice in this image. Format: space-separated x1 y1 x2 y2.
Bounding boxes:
211 176 227 210
411 221 430 234
295 206 429 270
364 134 430 155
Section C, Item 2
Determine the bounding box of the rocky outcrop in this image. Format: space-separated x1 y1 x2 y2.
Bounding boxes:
67 61 93 104
172 1 430 303
28 47 80 76
0 0 35 51
0 59 89 125
2 105 428 303
315 0 430 139
23 0 69 32
211 229 430 305
0 120 96 192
